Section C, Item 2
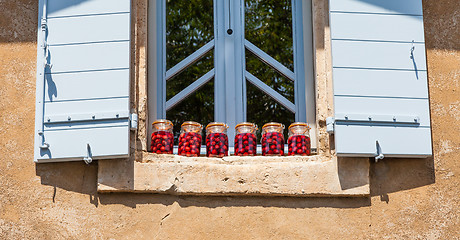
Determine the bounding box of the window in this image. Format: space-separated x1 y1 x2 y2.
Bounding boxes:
149 0 317 149
34 0 432 163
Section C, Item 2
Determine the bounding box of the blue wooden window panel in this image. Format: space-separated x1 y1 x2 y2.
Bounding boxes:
329 0 432 159
34 0 132 163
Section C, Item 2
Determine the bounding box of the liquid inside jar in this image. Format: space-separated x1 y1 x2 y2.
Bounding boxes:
178 132 202 157
206 133 228 157
235 133 257 156
150 131 174 154
261 132 284 156
288 135 311 156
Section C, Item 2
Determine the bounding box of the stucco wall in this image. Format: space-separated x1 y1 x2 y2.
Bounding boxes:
0 0 459 239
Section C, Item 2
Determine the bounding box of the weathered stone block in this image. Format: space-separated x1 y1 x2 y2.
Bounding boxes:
98 154 370 197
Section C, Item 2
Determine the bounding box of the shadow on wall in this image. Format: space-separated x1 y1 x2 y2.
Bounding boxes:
36 160 372 209
35 156 434 209
370 157 435 202
35 161 100 207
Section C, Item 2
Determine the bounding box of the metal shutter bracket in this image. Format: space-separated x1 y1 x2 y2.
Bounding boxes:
45 111 130 124
333 114 420 125
130 113 138 130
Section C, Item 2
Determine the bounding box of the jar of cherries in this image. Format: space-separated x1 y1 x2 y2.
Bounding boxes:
234 122 258 156
261 122 285 156
151 119 174 154
205 122 229 157
178 121 203 157
288 122 311 156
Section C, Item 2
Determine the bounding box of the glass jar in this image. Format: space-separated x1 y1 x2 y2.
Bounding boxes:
206 122 229 157
151 119 174 154
288 122 311 156
234 122 258 156
261 122 285 156
178 121 203 157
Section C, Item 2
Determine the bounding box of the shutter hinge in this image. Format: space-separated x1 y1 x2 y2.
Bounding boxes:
41 18 47 32
326 117 335 134
130 113 138 130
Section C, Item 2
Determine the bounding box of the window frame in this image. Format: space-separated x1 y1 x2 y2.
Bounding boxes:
148 0 317 150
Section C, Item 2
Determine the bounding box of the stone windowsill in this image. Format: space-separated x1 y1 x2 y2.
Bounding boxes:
97 152 370 197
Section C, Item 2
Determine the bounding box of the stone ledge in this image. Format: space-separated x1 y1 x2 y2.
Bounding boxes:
97 154 370 197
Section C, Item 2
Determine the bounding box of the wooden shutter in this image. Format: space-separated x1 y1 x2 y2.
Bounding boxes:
329 0 432 158
34 0 131 162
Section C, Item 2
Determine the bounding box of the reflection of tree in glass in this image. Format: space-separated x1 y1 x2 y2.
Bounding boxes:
166 0 214 144
245 0 295 139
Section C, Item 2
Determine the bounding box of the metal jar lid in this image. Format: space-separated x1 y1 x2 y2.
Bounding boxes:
235 122 258 130
262 122 285 130
152 119 173 129
206 122 229 130
288 122 310 131
152 119 173 126
181 121 202 128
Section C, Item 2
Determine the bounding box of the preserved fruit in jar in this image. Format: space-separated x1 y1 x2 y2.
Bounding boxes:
178 121 203 157
234 122 258 156
261 122 285 156
151 119 174 154
206 122 229 157
288 122 311 156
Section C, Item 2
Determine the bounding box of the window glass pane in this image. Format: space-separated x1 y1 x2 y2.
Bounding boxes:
166 0 214 69
245 0 293 71
167 80 214 145
246 81 294 140
246 50 294 103
166 51 214 101
166 0 214 144
245 0 294 132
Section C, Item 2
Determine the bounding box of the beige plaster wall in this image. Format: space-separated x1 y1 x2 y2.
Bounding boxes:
0 0 459 239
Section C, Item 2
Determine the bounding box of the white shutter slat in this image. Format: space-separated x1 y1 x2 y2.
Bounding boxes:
330 0 423 15
334 126 432 157
48 0 130 18
35 0 131 162
333 69 428 98
47 13 130 45
332 41 427 71
330 13 425 42
44 69 130 102
46 42 130 73
39 126 130 162
329 0 432 158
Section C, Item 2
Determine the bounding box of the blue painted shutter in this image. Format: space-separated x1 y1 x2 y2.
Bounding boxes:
34 0 131 162
329 0 432 158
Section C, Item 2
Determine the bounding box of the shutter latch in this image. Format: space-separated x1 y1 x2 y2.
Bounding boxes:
410 40 415 59
83 143 93 164
38 131 50 149
130 113 138 130
375 141 384 162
